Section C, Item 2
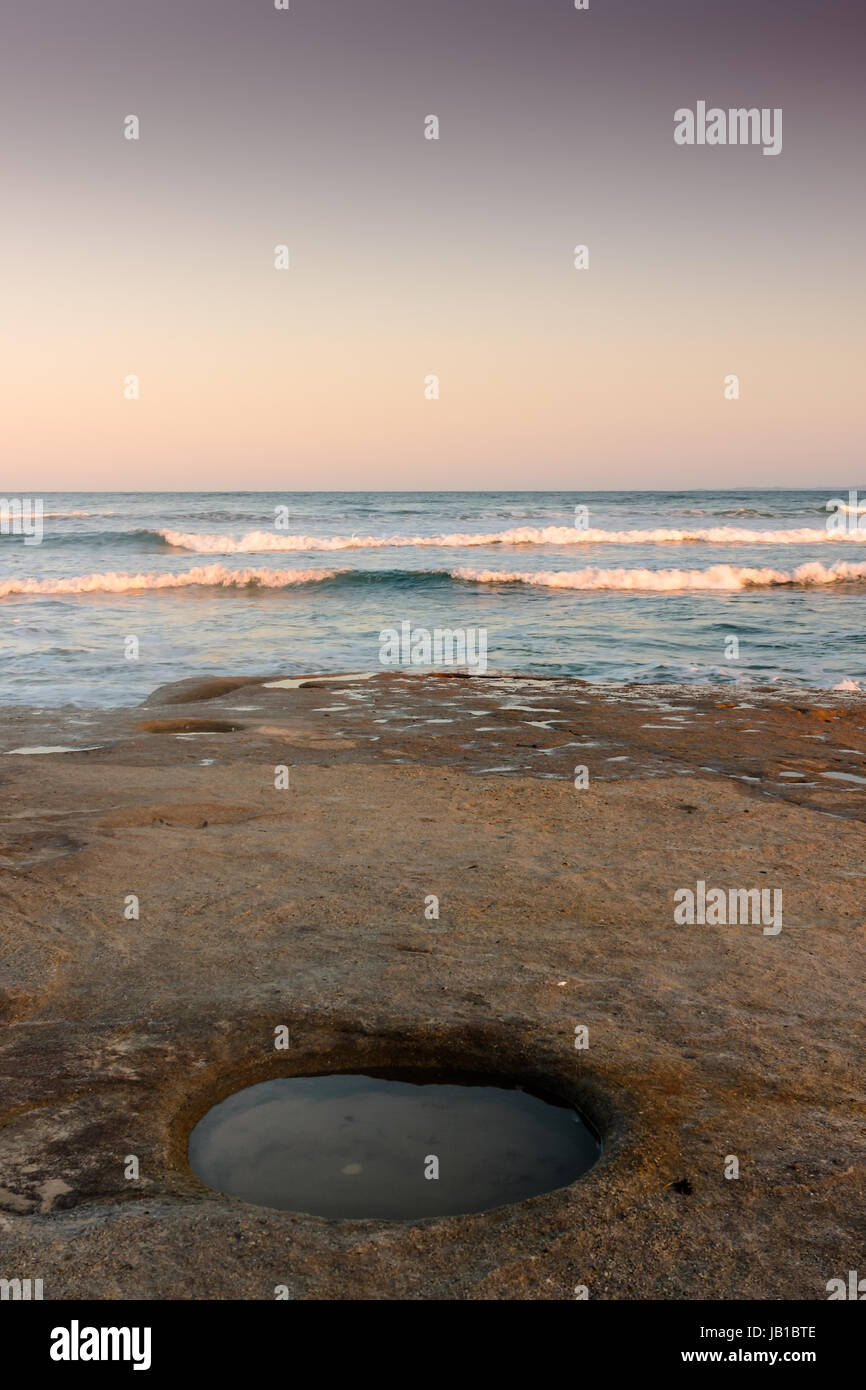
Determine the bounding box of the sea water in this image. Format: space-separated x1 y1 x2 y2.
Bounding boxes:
1 488 864 705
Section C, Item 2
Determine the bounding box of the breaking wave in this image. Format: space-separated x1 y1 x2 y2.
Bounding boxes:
0 565 346 598
449 560 866 591
6 558 866 600
158 524 866 552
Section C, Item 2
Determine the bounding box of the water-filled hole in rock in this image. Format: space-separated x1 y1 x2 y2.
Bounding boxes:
187 1070 601 1219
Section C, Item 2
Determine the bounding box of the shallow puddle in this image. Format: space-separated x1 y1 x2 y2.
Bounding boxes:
188 1071 600 1219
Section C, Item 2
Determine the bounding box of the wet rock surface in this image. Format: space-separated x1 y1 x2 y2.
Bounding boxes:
0 673 864 1299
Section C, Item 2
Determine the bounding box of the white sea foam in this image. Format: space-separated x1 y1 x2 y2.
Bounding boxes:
158 525 866 553
0 565 345 598
449 560 866 592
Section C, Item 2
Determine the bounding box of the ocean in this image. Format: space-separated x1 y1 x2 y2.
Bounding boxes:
2 489 865 706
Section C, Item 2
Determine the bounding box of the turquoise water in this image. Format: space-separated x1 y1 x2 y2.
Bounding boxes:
1 489 865 705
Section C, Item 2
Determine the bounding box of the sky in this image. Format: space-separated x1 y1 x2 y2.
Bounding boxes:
1 0 864 491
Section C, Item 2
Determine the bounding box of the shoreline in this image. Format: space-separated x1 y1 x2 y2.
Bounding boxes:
3 670 865 822
0 672 863 1298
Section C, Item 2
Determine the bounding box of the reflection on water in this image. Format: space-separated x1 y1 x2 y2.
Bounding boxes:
188 1072 601 1219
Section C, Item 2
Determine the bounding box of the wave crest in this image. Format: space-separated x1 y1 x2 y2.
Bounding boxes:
6 558 866 600
450 560 866 591
159 524 866 553
0 564 345 597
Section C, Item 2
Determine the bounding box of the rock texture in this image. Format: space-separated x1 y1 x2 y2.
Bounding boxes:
0 673 863 1299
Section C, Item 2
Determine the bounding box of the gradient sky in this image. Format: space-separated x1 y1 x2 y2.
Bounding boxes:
1 0 864 490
